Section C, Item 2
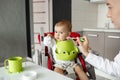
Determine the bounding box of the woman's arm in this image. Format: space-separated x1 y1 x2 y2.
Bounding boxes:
76 36 120 78
85 52 120 78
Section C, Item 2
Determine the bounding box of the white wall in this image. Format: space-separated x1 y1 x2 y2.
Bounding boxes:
33 0 49 50
72 2 115 30
72 0 98 31
97 4 114 28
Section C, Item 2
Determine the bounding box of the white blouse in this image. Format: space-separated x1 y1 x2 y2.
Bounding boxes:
85 51 120 78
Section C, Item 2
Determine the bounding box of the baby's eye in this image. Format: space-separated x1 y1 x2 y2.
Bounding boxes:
108 6 112 9
108 7 112 9
60 32 63 34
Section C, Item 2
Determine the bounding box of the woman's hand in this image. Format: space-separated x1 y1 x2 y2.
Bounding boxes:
76 36 89 57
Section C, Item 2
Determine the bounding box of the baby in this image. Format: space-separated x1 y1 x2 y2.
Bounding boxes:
44 19 88 80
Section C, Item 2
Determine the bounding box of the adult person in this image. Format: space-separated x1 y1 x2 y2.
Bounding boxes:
77 0 120 78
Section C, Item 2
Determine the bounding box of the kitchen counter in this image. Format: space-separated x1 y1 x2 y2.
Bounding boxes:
83 28 120 32
95 68 119 80
0 61 73 80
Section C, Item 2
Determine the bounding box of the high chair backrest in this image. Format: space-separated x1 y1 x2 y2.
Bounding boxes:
38 32 80 44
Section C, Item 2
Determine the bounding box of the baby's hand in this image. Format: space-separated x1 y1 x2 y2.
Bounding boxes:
47 34 54 38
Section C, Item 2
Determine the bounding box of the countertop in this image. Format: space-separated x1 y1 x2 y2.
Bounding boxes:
83 28 120 32
0 61 73 80
95 68 119 80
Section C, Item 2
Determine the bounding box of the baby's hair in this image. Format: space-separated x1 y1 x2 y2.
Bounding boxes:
55 19 72 32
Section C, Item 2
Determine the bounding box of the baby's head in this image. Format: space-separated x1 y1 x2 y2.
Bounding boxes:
54 19 72 41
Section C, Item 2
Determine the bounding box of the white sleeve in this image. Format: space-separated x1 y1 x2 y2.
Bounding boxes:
85 52 120 78
43 36 56 48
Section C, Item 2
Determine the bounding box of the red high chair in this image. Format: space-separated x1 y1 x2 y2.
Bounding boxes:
38 32 96 80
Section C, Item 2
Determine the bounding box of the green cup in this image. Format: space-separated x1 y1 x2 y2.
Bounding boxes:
4 56 23 73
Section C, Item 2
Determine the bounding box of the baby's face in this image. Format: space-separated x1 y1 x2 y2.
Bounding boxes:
54 26 69 41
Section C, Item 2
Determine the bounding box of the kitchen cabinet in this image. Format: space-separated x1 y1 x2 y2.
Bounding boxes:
72 0 98 31
83 31 120 61
83 31 105 57
90 0 105 3
105 32 120 60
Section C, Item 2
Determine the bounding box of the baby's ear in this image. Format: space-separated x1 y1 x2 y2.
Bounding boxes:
68 32 71 36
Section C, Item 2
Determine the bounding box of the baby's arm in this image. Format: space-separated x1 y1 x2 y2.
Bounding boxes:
43 34 56 48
